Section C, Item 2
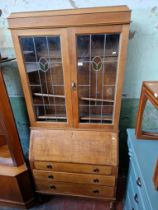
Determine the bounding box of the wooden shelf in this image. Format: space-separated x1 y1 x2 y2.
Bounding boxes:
34 93 65 99
0 58 16 65
33 103 65 106
23 50 34 55
78 48 118 58
37 115 67 120
30 84 41 87
80 97 114 103
80 115 112 121
0 145 13 166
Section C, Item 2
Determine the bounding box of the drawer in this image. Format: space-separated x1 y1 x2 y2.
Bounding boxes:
130 162 150 210
34 161 114 175
35 181 115 199
128 177 138 210
123 176 133 210
129 165 145 210
128 144 152 210
33 170 115 186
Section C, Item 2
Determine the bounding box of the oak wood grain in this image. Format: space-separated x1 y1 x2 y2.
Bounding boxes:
34 161 115 175
8 6 130 18
0 165 34 208
8 6 131 29
30 129 118 166
36 181 115 198
33 169 115 186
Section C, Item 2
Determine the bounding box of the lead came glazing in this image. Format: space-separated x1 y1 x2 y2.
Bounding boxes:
77 34 120 124
20 36 67 122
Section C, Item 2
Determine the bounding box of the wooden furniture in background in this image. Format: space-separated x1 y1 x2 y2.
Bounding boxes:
0 59 34 208
8 6 131 207
123 129 158 210
136 81 158 140
153 159 158 190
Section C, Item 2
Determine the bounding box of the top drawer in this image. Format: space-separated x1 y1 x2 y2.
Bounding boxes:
34 161 115 175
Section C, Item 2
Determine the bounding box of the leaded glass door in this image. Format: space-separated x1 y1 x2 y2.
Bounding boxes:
15 29 72 127
70 26 124 129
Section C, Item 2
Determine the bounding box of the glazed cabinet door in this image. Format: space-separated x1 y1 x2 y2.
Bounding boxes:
12 29 73 127
69 25 129 130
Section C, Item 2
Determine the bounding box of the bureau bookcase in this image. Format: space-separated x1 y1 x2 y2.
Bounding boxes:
8 6 131 204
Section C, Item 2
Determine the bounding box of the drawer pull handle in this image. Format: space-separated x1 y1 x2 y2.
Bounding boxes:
47 165 53 169
134 193 139 204
93 168 99 173
93 179 99 183
48 175 54 179
49 185 56 190
93 190 99 193
136 177 142 187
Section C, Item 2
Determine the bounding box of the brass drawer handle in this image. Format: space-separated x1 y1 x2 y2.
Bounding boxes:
136 177 142 187
93 168 99 173
93 179 99 183
47 164 53 169
49 185 56 190
48 175 54 179
93 189 99 193
134 193 139 203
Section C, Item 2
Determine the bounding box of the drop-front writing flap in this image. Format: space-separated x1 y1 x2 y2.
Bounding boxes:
30 129 118 166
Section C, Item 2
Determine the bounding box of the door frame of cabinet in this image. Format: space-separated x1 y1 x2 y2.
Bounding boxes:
11 24 129 131
11 28 73 128
68 25 129 131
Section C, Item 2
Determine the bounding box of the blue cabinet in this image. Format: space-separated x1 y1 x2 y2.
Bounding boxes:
123 129 158 210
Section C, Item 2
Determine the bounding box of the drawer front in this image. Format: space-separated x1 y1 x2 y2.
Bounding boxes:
123 172 134 210
130 162 150 210
34 161 114 175
128 142 152 210
33 170 115 186
128 163 146 210
128 177 138 210
36 181 115 198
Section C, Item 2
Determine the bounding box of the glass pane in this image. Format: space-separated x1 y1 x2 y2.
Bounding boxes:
142 101 158 133
77 33 120 124
20 36 66 122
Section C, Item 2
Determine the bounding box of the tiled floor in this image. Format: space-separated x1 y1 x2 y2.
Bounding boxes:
0 176 126 210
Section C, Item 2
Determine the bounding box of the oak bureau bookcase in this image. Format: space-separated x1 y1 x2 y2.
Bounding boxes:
8 6 131 204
